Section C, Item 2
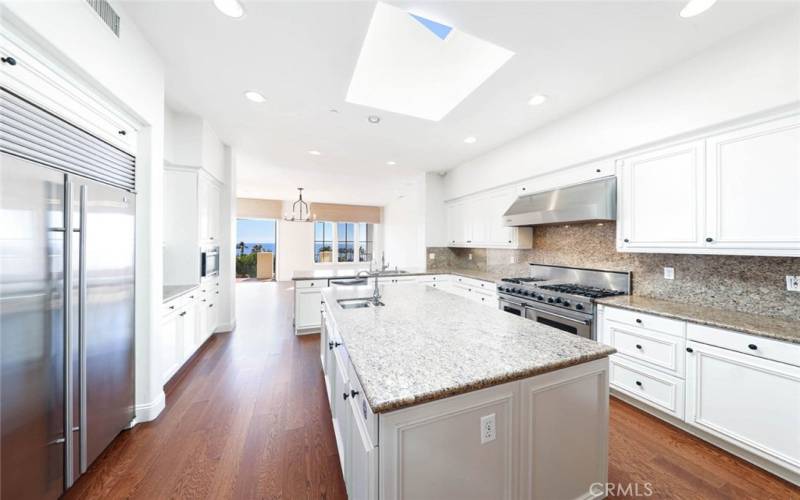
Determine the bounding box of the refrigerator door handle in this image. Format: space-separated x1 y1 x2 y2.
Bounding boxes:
78 184 88 474
63 178 74 489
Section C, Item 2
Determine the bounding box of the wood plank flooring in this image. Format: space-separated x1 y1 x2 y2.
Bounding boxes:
65 281 799 500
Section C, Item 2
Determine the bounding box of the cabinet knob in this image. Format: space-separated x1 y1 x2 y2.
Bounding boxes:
623 238 630 243
334 341 342 347
635 344 642 350
179 311 187 317
595 168 601 173
342 392 349 400
635 381 643 387
686 347 693 353
747 343 757 350
1 56 17 66
328 341 334 350
350 389 360 398
118 130 127 136
705 237 713 243
189 295 195 299
209 304 214 308
635 318 642 324
169 305 175 309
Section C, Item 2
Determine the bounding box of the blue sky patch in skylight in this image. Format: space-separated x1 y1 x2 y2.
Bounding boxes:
409 13 452 40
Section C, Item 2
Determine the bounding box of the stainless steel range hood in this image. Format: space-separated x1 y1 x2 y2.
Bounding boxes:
503 176 616 227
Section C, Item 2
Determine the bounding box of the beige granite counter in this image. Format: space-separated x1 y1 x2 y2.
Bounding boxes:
292 268 502 283
597 295 800 344
163 284 199 302
322 284 615 413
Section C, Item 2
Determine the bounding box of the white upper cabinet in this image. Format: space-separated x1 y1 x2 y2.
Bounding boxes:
618 112 800 256
618 140 705 249
445 187 532 249
705 115 800 252
198 175 222 244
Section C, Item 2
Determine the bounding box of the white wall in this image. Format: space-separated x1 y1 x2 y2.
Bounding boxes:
382 174 427 270
424 172 447 248
2 0 167 420
164 107 203 166
444 10 800 200
218 145 236 331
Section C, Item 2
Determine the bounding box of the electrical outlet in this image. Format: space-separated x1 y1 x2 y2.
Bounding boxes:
509 254 516 264
480 413 496 444
787 276 800 292
468 253 472 261
429 252 436 261
664 267 675 280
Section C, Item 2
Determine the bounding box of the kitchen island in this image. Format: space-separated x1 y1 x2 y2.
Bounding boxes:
320 284 615 500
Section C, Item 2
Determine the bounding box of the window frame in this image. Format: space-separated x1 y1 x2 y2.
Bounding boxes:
312 221 375 266
313 221 334 264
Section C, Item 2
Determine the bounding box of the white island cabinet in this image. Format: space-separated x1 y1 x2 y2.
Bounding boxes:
321 285 613 500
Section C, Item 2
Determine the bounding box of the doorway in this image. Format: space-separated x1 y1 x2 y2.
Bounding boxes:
236 218 277 281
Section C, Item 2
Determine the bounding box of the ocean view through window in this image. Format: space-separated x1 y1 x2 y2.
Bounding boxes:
236 218 276 279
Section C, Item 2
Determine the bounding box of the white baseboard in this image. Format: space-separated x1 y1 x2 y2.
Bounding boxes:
611 391 799 486
132 391 166 425
215 320 236 333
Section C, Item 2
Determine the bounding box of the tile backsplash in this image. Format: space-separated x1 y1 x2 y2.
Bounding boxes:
427 222 800 320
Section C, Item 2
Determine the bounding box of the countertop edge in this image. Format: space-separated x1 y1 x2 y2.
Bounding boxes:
368 349 615 414
163 284 200 303
292 269 499 282
596 297 800 345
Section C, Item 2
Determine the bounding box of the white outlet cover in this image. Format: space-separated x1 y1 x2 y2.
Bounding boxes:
429 252 436 260
787 276 800 292
664 267 675 280
468 253 472 260
480 413 496 444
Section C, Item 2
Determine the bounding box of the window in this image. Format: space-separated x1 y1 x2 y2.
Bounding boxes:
314 221 333 263
358 223 374 262
337 223 355 262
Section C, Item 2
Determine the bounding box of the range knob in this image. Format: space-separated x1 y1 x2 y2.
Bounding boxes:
522 290 531 296
575 303 584 311
547 297 554 303
498 286 506 292
555 297 562 304
562 301 571 307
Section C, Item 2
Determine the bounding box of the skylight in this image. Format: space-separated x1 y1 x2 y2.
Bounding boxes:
409 13 452 40
346 2 514 121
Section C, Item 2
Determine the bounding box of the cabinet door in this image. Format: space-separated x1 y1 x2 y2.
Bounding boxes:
686 341 800 473
619 141 705 249
197 299 209 344
295 288 322 330
446 202 465 246
705 115 800 253
181 303 198 359
198 178 209 242
207 301 218 336
348 401 378 500
466 198 488 246
207 183 221 243
332 348 351 486
160 315 179 383
487 190 515 246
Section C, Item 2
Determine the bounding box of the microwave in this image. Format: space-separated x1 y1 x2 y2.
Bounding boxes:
201 247 220 278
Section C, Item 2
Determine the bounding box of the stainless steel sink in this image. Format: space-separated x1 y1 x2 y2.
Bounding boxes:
338 298 385 309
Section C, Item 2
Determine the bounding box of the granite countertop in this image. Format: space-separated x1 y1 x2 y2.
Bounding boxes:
596 295 800 345
322 285 615 413
163 284 200 302
292 268 501 283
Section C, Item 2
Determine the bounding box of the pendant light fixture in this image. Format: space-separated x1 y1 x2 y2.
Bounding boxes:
284 187 316 222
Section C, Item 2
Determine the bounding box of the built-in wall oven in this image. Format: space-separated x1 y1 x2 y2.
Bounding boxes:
201 247 220 277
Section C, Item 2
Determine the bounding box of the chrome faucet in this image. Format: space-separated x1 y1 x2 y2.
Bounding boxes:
357 252 390 305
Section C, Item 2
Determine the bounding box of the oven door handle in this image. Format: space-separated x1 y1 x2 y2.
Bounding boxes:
527 307 591 326
501 299 526 308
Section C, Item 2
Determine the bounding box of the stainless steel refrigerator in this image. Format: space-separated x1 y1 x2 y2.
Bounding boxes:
1 88 136 498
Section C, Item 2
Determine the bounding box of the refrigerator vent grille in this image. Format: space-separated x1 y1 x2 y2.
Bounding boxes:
0 88 136 191
85 0 121 37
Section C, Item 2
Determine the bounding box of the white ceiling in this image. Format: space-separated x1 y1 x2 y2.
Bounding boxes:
122 0 790 205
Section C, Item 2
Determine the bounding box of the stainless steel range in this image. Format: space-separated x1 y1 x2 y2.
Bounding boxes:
497 264 631 340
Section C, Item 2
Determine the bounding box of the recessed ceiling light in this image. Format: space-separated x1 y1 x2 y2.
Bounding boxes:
367 115 381 124
308 150 321 156
386 160 397 165
528 94 547 106
680 0 717 18
213 0 245 18
463 136 477 144
244 90 266 103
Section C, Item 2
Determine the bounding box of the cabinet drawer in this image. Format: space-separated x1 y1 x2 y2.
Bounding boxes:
417 274 450 283
162 295 191 317
295 279 328 289
610 357 685 418
604 322 685 377
688 324 800 368
347 363 378 447
605 307 685 338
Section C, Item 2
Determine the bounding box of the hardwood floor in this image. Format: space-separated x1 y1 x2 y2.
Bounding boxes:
65 281 798 500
